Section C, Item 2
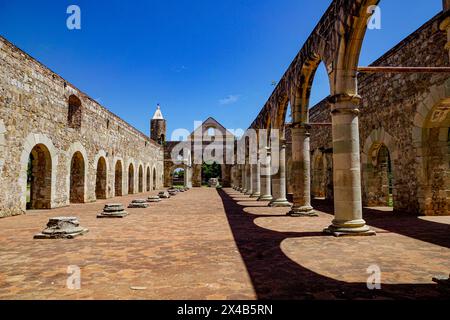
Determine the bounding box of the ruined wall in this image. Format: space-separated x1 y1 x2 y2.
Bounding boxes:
0 36 164 217
307 13 450 215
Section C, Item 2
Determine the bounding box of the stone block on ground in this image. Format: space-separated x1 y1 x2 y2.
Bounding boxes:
97 204 128 218
128 199 149 208
147 196 161 203
158 191 170 199
34 217 88 239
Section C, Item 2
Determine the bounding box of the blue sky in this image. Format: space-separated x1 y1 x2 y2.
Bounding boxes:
0 0 442 138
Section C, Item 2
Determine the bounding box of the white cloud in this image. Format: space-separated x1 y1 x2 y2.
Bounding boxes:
219 94 240 105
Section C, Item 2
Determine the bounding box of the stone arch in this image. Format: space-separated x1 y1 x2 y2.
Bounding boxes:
95 157 108 200
138 163 144 193
19 133 58 211
171 164 187 187
127 160 135 194
94 150 109 199
68 94 82 129
412 82 450 215
70 152 86 203
114 158 124 197
145 165 151 192
332 0 380 96
66 142 88 204
152 165 157 190
0 120 5 179
291 55 333 124
361 128 398 208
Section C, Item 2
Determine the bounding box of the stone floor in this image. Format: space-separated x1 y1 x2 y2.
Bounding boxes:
0 187 449 300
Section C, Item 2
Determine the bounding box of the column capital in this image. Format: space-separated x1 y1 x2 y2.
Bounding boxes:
328 93 361 105
290 122 311 137
290 122 311 130
329 93 361 116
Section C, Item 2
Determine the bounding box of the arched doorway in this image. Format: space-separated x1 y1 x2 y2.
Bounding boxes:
419 102 449 215
96 157 107 199
152 167 157 190
115 160 123 196
138 165 144 193
201 161 222 186
146 167 151 192
70 151 85 203
366 143 394 207
128 163 135 194
27 144 52 209
172 167 185 187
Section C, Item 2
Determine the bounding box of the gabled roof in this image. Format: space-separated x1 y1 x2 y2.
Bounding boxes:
189 117 235 139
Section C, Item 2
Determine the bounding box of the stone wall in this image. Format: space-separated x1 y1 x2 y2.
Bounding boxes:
306 13 450 215
0 36 165 218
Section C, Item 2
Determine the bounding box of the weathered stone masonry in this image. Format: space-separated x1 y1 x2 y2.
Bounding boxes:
0 36 164 218
306 13 450 216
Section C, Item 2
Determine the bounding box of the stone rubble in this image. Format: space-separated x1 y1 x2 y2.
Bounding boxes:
34 217 88 239
97 204 128 218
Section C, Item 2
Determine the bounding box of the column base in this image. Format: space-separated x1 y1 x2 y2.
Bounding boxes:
245 190 253 195
257 195 273 201
323 219 376 237
241 189 247 193
287 206 318 217
250 192 261 198
269 199 292 207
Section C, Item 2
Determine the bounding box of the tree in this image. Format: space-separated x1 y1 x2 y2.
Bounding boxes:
202 162 221 184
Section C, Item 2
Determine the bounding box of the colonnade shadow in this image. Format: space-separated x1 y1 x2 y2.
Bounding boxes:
312 199 450 250
218 189 448 300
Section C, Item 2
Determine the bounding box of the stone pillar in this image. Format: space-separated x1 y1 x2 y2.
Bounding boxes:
324 94 375 236
237 166 241 190
231 166 236 189
270 140 291 207
245 163 253 195
250 162 261 198
258 147 272 201
241 164 247 193
186 167 193 188
288 124 316 217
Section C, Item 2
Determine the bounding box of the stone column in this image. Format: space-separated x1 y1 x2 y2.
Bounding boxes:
258 147 272 201
230 166 235 189
288 124 317 217
186 167 193 188
241 164 247 193
250 162 261 198
236 165 241 191
245 163 253 195
270 140 291 207
324 94 375 236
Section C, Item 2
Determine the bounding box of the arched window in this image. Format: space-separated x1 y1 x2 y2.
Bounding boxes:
68 95 82 129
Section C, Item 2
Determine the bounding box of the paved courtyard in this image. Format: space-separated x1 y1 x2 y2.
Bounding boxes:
0 187 449 300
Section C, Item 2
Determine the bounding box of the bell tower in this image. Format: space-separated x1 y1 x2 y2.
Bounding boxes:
151 104 166 145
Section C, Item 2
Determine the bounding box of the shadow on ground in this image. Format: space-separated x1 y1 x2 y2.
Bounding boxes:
218 189 449 300
312 198 450 250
